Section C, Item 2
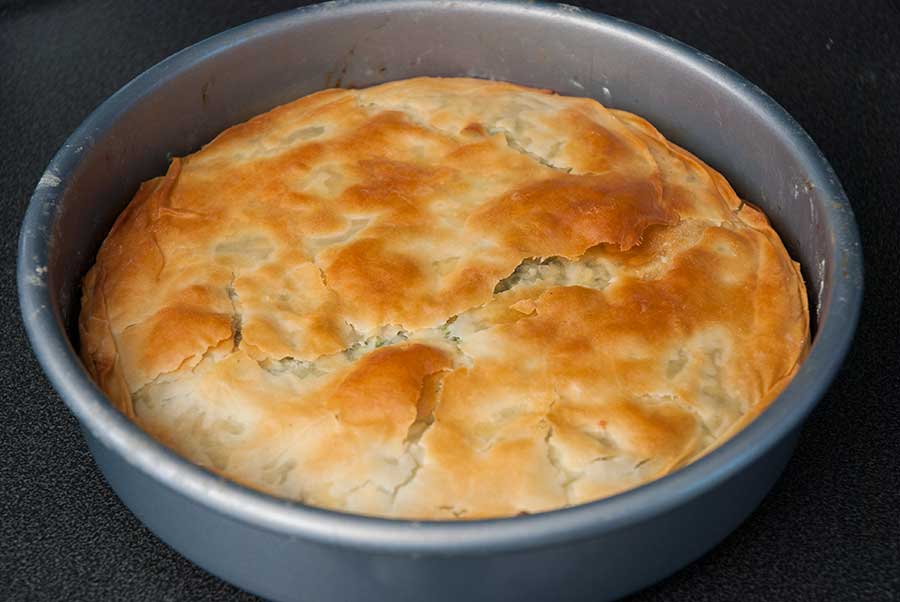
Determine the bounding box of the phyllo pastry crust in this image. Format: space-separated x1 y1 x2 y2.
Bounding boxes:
80 77 809 519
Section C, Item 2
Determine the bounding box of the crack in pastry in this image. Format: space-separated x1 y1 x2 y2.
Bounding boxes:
79 77 809 519
485 126 574 174
225 273 243 351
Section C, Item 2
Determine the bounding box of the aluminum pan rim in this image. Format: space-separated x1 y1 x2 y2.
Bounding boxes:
17 0 863 555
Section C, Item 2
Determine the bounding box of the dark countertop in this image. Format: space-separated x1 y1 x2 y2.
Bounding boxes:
1 1 898 600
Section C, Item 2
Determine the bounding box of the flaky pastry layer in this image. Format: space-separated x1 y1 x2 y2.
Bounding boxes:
80 77 809 519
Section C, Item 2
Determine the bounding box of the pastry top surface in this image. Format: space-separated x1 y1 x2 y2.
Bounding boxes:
80 77 809 519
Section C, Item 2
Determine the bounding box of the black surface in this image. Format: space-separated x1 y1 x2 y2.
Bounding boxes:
1 0 898 600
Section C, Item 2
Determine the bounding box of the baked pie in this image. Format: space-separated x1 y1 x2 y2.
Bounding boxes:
80 77 809 519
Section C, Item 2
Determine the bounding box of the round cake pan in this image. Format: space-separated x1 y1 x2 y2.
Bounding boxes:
18 1 862 600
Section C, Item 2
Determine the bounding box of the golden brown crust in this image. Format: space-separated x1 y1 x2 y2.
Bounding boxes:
79 77 809 519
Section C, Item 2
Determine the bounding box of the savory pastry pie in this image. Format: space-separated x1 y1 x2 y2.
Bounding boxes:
80 77 809 519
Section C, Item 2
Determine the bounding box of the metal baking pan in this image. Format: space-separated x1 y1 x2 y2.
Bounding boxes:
17 1 862 600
